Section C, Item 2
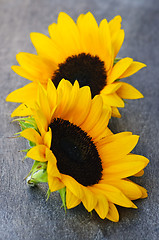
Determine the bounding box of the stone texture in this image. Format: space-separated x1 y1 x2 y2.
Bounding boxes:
0 0 159 239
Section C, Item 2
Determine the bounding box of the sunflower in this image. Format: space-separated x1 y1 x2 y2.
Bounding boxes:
6 12 146 118
20 79 149 221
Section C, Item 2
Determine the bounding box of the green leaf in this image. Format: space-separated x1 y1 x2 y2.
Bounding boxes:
58 187 66 212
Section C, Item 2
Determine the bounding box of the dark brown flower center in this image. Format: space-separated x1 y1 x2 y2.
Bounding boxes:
49 118 103 186
52 53 107 98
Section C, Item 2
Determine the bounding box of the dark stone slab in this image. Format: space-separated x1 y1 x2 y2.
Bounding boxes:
0 0 158 239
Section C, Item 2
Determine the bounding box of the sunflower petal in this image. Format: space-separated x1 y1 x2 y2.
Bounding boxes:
47 154 61 179
61 174 84 199
16 52 53 83
82 187 97 212
107 179 142 200
30 32 62 63
88 107 111 141
66 188 81 209
37 83 51 123
11 65 35 81
27 145 47 162
20 128 42 145
102 92 125 107
48 176 65 192
101 82 122 95
43 128 52 149
80 95 103 132
47 79 57 111
102 154 149 179
70 86 91 126
49 12 80 55
94 195 109 219
94 183 137 208
6 82 38 103
107 57 133 84
11 103 31 117
109 15 122 37
117 82 144 99
112 29 125 59
111 106 121 118
99 18 112 69
100 135 139 164
106 202 119 222
134 169 144 177
77 12 99 54
119 61 146 79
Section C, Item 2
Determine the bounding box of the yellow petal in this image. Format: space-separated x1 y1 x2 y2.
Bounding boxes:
97 132 132 147
77 12 99 55
37 83 51 123
109 15 122 37
94 183 137 208
46 154 61 179
99 18 112 69
117 82 144 99
111 106 121 118
134 169 144 177
27 145 47 162
43 128 52 149
111 29 125 59
54 79 74 118
102 92 125 107
30 32 62 64
11 103 31 117
107 57 133 84
137 185 148 199
94 195 109 219
20 128 42 145
82 187 97 212
101 82 122 95
49 12 80 56
48 176 65 192
6 82 38 103
66 188 81 209
88 107 111 141
11 65 35 81
119 61 146 79
100 135 139 164
70 86 91 126
80 95 103 132
61 80 80 120
107 179 142 200
47 79 57 111
106 202 119 222
33 109 48 136
102 154 149 179
16 52 53 83
61 174 84 199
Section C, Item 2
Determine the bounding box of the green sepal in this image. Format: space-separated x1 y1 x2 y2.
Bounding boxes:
26 160 48 186
58 187 66 212
113 57 121 65
20 149 30 153
13 116 39 133
46 189 51 201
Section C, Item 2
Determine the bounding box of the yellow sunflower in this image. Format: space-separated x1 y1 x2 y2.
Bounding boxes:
20 79 149 221
6 12 146 118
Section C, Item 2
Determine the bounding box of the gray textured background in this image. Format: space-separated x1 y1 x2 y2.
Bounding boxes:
0 0 159 239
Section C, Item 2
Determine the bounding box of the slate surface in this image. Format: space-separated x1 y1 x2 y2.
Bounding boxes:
0 0 159 239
